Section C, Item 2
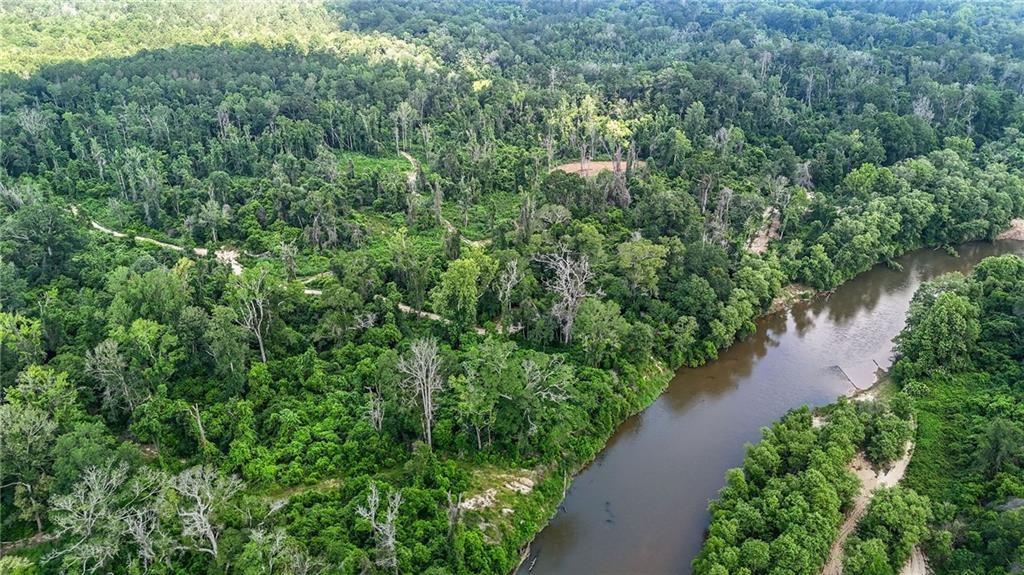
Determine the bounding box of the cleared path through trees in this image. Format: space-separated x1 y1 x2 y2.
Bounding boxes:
819 442 916 575
74 205 496 334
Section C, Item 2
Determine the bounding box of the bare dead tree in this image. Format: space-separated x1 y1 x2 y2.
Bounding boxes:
286 548 328 575
278 241 298 280
86 339 143 412
706 186 734 246
234 268 272 363
758 50 773 80
368 389 385 432
396 338 443 448
124 506 161 569
246 528 290 574
188 404 208 451
355 484 403 574
89 138 107 181
353 312 378 331
47 463 132 573
522 357 569 404
518 357 570 437
516 192 536 244
795 161 814 190
431 180 444 227
172 465 243 559
912 95 935 124
445 491 463 538
535 248 597 345
804 70 816 106
497 259 525 325
123 468 171 570
697 174 714 215
394 101 416 150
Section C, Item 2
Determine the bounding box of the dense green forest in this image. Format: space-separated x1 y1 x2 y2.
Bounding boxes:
3 0 1024 573
893 256 1024 574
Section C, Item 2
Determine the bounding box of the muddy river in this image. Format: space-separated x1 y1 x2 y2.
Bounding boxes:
520 241 1024 575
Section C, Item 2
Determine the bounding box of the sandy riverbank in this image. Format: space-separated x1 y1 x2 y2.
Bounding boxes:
997 218 1024 240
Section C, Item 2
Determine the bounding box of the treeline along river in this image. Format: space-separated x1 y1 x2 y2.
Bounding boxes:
520 241 1024 575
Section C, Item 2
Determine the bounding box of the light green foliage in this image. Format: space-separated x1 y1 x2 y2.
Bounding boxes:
843 538 894 575
852 487 932 569
0 556 38 575
573 298 630 367
897 292 980 374
695 396 916 575
0 0 434 75
616 236 668 296
693 403 868 574
431 257 482 335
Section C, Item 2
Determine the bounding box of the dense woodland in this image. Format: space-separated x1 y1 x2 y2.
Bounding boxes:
2 0 1024 573
892 256 1024 574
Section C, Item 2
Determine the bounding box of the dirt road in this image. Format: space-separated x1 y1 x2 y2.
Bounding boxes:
820 445 914 575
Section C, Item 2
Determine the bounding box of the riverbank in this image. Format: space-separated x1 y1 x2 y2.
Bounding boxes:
515 240 1024 575
768 282 816 315
996 218 1024 240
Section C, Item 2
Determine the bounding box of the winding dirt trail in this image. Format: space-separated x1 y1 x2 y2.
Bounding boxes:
73 205 499 333
400 150 491 248
900 546 929 575
396 302 486 335
819 444 916 575
73 150 501 326
748 206 781 255
77 205 243 275
400 150 419 189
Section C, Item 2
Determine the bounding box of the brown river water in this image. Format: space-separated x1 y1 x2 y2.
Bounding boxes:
519 241 1024 575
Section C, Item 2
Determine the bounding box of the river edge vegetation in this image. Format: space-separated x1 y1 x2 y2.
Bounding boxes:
695 255 1024 575
4 1 1024 573
691 395 917 575
893 255 1024 574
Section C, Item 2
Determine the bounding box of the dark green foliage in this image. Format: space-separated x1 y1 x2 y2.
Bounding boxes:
5 0 1024 573
845 487 932 572
693 402 875 574
894 256 1024 574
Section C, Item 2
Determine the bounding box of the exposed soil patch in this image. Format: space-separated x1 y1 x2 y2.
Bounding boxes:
900 546 930 575
0 532 58 555
551 160 646 178
459 470 537 512
819 444 914 575
503 476 535 495
215 248 243 276
767 283 815 315
400 150 419 188
748 206 781 255
460 488 499 511
996 218 1024 241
